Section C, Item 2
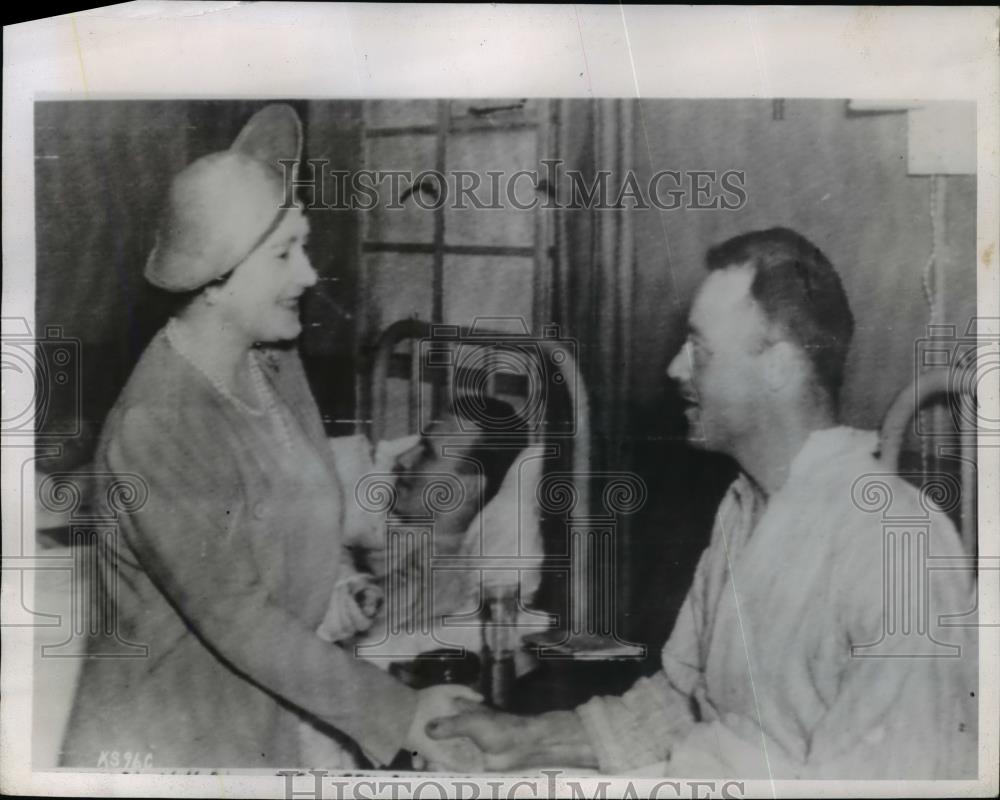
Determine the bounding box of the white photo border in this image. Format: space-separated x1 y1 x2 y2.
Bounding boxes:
3 4 997 798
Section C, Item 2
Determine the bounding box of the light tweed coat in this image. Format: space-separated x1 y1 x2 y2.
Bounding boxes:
61 329 416 769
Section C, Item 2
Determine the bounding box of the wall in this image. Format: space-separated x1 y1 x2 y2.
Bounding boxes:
32 99 977 665
620 99 976 660
33 99 353 464
629 99 976 431
299 100 364 434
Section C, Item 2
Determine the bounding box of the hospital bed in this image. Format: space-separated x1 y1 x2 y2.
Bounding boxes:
878 367 977 556
363 325 983 699
360 318 646 684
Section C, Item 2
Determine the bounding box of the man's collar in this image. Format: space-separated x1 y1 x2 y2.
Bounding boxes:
785 425 877 487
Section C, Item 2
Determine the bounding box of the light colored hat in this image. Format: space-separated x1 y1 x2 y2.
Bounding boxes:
145 104 303 292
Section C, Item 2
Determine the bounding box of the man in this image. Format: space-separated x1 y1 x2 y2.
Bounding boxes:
350 396 545 656
427 228 978 778
390 396 531 556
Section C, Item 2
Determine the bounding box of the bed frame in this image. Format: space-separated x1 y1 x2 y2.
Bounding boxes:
878 368 977 556
364 318 646 658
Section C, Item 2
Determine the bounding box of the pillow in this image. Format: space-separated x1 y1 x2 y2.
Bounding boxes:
456 445 546 599
327 433 419 550
330 435 546 613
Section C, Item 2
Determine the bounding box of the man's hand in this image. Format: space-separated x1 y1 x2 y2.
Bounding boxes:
406 685 486 773
426 699 599 771
425 697 527 770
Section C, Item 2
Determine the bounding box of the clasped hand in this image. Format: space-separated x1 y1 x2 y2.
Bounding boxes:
407 690 530 772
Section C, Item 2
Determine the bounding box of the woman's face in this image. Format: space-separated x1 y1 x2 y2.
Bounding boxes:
209 208 318 343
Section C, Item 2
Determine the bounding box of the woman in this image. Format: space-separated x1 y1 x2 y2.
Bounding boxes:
60 105 478 770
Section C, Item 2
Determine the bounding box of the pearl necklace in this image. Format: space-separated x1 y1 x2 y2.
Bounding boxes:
164 319 293 451
247 346 294 453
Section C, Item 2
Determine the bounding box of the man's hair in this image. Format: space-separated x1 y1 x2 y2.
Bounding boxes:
449 395 530 505
705 227 855 402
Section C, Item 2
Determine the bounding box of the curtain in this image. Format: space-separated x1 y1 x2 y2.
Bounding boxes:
551 99 644 644
554 99 638 474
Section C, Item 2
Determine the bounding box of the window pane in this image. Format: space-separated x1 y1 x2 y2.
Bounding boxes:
366 253 433 333
363 135 437 244
444 129 538 248
443 255 533 330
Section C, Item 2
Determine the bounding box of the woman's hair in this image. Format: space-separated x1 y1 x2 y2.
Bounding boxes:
159 269 236 319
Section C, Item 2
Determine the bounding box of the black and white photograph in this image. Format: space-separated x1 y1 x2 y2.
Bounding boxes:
2 5 997 799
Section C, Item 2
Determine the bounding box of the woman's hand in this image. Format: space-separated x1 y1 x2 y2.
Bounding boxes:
348 573 384 621
316 572 383 643
426 700 599 771
407 686 486 772
426 698 525 768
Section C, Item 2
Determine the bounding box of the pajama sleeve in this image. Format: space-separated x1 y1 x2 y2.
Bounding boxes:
575 480 757 774
799 506 978 779
575 542 715 773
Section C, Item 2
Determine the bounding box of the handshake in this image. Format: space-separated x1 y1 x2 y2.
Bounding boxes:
314 576 560 772
313 576 536 772
405 687 596 773
405 686 528 772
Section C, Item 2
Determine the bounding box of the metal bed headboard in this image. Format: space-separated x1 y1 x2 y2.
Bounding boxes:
878 368 977 555
365 318 593 638
368 319 590 505
365 318 651 660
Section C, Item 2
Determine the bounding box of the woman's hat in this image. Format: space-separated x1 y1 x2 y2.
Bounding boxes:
144 104 303 293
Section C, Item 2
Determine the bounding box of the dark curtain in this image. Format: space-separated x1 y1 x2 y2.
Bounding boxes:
554 99 637 472
554 99 739 667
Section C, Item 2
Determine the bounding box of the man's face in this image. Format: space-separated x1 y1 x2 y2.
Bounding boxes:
666 265 774 456
391 414 484 553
